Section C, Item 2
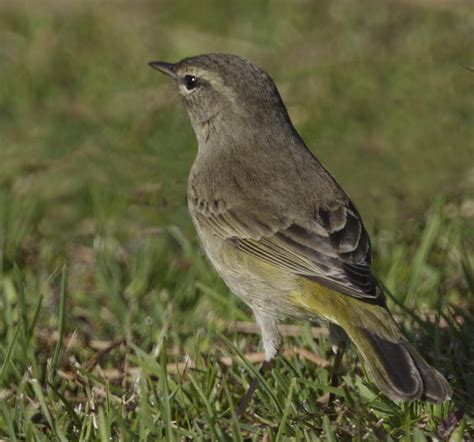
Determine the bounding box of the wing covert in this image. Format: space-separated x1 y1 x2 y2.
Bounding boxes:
191 197 384 305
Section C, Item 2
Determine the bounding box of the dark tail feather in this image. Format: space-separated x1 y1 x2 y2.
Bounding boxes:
402 340 453 403
349 327 452 403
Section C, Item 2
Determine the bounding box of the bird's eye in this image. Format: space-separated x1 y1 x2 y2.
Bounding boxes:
184 75 198 90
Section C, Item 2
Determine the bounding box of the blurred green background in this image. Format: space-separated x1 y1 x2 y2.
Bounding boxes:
0 0 473 439
1 0 473 245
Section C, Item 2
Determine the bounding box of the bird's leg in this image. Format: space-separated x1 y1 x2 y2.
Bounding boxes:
330 345 345 387
236 311 281 417
236 359 273 417
328 323 348 402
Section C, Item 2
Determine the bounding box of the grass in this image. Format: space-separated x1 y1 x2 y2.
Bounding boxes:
0 0 473 439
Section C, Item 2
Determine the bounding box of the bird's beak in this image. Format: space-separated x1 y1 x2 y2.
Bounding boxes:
148 61 177 79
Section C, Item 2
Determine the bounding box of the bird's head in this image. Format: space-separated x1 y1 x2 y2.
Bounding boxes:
149 53 292 145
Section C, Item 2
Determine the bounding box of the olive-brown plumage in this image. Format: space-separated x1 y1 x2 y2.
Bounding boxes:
149 53 452 404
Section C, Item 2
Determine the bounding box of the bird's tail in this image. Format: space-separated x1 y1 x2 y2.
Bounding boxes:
342 311 452 403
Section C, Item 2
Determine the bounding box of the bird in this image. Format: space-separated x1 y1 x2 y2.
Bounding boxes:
148 53 452 413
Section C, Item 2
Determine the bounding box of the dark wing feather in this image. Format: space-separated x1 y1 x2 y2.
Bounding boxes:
192 199 385 306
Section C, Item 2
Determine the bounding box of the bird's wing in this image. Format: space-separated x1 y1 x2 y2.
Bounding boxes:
192 199 385 305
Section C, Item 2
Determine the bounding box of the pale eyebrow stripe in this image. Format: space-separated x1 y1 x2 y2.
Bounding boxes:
177 66 237 101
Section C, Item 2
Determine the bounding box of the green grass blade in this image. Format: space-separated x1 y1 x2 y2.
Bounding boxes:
275 377 297 441
0 323 21 385
322 415 337 442
46 381 82 430
187 372 225 441
50 265 67 379
26 293 43 343
218 333 283 415
159 339 174 442
0 400 18 442
405 205 442 306
30 379 67 442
